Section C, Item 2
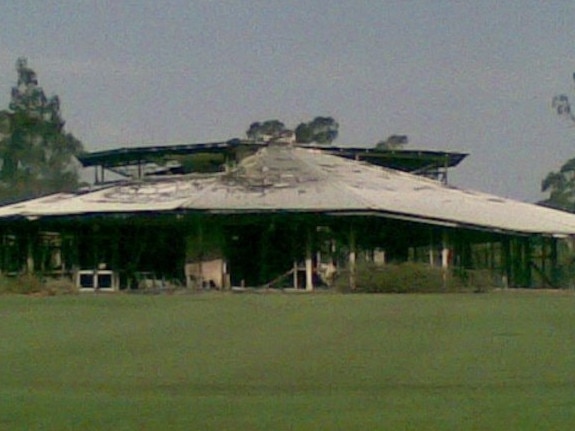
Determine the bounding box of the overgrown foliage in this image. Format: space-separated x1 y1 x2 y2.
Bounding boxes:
0 274 78 296
375 134 409 150
0 58 84 203
540 159 575 212
246 120 288 141
294 116 339 145
335 262 493 293
246 116 339 144
172 153 226 173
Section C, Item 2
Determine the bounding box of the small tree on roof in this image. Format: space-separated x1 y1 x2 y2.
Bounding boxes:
375 135 409 150
294 116 339 145
246 120 287 141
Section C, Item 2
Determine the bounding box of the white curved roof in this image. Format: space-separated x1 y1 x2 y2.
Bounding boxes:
0 145 574 235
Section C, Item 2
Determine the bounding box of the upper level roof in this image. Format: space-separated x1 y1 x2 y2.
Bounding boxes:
77 139 467 180
77 140 244 168
297 144 467 172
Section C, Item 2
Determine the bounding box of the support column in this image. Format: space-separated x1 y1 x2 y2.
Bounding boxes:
111 225 120 279
523 237 533 288
511 237 530 288
441 230 450 288
293 260 298 289
26 233 34 274
550 237 559 288
91 223 99 271
501 237 511 288
489 239 496 276
429 229 437 267
197 221 204 290
441 230 450 269
349 224 356 291
305 226 313 291
185 219 204 290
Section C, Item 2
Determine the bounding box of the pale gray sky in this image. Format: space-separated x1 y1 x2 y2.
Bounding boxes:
1 0 575 202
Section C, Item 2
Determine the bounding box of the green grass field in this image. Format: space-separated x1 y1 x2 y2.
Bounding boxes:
2 291 575 430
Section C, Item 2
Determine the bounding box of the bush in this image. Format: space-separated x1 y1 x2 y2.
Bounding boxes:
42 277 79 296
454 269 496 293
0 274 78 296
334 262 493 293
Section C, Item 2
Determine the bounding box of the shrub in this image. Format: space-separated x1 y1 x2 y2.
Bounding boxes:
334 262 492 293
42 277 79 296
454 269 496 293
0 274 78 296
0 274 43 295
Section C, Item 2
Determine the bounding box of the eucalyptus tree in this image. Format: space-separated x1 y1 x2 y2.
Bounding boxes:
540 158 575 211
0 58 84 202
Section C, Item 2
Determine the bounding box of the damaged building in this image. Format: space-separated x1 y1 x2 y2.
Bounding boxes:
0 139 573 291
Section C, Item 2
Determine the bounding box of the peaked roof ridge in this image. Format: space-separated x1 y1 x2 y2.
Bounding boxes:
224 144 325 190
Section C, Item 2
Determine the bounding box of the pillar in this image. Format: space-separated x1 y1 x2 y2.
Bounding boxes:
26 233 34 274
305 226 313 291
428 229 435 266
196 221 204 289
349 224 356 290
501 237 511 288
293 260 298 289
441 230 450 269
523 237 533 288
550 237 559 288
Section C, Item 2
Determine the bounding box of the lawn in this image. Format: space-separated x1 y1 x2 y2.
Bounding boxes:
1 291 575 430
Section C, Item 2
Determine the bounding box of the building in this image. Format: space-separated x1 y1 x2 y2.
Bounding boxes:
0 140 572 291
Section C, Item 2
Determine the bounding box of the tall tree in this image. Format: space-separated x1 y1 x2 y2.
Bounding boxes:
542 74 575 210
551 74 575 122
540 158 575 211
0 58 84 202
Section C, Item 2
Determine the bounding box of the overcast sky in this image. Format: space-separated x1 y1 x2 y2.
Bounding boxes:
1 0 575 202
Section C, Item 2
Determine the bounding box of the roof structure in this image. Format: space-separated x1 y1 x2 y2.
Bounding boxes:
297 144 467 172
76 139 467 181
1 144 575 236
76 140 243 168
